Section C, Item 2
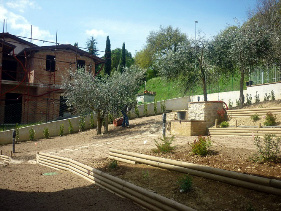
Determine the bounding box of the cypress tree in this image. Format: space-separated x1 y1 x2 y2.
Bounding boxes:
120 42 126 73
104 36 111 75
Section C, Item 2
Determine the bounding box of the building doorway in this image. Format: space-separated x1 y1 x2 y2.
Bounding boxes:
4 93 22 124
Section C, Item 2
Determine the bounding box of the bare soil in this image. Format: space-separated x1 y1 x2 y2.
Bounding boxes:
1 101 281 210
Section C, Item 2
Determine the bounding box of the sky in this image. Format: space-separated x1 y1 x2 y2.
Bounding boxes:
0 0 258 56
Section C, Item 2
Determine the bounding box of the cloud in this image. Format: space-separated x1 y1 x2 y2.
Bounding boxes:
0 4 53 45
6 0 41 13
85 29 107 38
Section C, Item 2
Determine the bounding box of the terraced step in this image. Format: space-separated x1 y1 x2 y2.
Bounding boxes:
209 127 281 137
227 107 281 117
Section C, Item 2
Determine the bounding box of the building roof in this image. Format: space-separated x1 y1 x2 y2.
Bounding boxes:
21 44 105 64
0 33 38 47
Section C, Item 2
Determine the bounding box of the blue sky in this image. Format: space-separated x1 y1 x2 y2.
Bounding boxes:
0 0 257 56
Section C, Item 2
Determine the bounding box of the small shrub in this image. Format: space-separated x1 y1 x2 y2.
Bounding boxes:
154 99 157 115
271 90 275 101
59 124 64 136
68 119 74 134
90 113 95 128
236 99 241 107
144 103 148 116
153 136 175 153
134 105 140 118
217 108 227 123
264 112 276 126
250 114 260 122
29 128 35 141
109 160 118 169
264 93 270 101
142 170 150 182
228 100 233 109
220 121 229 128
190 136 211 156
160 100 166 113
79 116 86 131
245 94 252 106
178 175 193 193
253 134 281 162
43 128 50 139
255 91 260 104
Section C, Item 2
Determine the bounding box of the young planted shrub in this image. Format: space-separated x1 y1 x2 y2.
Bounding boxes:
144 103 148 117
109 159 118 169
154 99 157 115
250 114 260 122
217 108 228 124
29 128 35 141
15 123 20 142
178 175 193 193
190 136 211 156
153 136 175 153
253 134 281 162
68 119 74 134
59 124 64 136
43 128 50 139
79 116 86 131
160 101 166 113
134 105 140 118
264 112 276 126
220 121 229 128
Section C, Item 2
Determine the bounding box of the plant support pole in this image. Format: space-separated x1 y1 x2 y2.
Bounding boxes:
12 130 16 153
162 113 166 137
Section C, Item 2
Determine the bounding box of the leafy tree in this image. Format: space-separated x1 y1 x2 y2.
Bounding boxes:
63 66 145 134
104 36 112 75
86 36 99 56
74 42 78 48
118 42 126 73
111 48 134 72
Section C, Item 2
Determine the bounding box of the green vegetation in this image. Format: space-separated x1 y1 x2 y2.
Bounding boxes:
108 160 118 169
178 175 193 193
190 136 211 156
144 103 148 116
29 128 35 141
43 128 50 139
59 124 64 136
220 121 229 128
68 119 74 134
79 116 86 131
250 114 260 122
264 112 277 126
253 134 281 163
153 136 175 153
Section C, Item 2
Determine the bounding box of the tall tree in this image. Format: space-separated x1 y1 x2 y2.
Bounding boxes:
118 42 126 73
86 36 99 56
111 47 134 72
74 42 78 48
104 36 112 75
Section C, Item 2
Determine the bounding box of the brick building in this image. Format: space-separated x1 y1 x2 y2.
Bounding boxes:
0 33 104 124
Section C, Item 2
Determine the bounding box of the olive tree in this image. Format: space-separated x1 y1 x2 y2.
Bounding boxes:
63 66 145 134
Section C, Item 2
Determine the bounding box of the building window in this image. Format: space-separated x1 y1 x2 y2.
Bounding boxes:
46 55 56 72
77 60 85 70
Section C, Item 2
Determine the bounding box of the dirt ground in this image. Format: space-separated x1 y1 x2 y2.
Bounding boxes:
1 101 281 210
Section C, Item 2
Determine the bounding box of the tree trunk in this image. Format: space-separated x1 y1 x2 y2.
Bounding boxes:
239 68 245 108
104 114 108 134
97 111 102 135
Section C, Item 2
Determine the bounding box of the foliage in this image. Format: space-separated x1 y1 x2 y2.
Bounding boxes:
109 159 118 169
264 93 270 101
264 112 276 126
63 66 145 134
217 108 227 123
154 99 157 115
160 100 166 113
79 116 86 131
111 48 134 72
134 105 140 117
135 48 153 69
59 124 64 136
104 36 112 75
255 91 260 103
253 134 281 162
250 114 260 122
144 103 148 116
220 121 229 128
190 136 211 156
86 36 98 56
153 136 175 153
43 128 50 139
245 94 252 106
29 128 35 141
178 175 193 193
90 113 95 128
68 119 74 134
228 100 233 109
271 90 275 101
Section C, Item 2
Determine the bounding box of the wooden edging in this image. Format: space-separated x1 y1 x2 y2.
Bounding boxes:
0 154 10 165
36 152 194 211
109 149 281 195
